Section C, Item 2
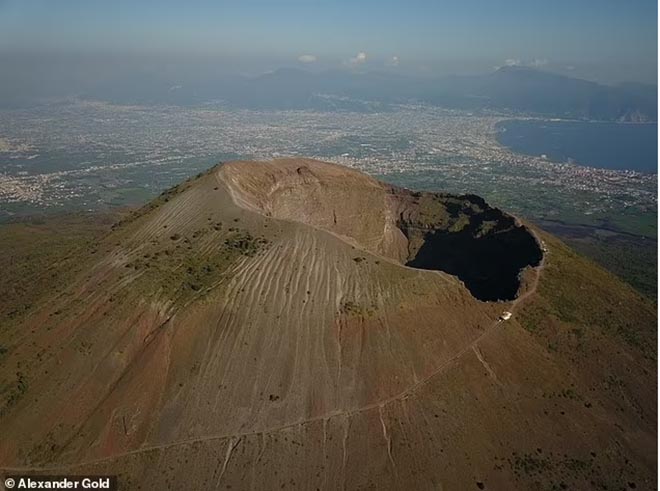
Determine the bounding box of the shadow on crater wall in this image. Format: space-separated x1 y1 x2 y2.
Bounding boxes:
401 198 543 301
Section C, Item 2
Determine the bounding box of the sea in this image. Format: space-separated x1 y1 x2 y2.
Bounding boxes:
496 119 658 173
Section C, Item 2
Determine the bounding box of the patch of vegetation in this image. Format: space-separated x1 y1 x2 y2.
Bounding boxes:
448 214 471 233
508 451 596 490
224 232 269 257
543 388 582 401
562 235 657 300
415 194 451 227
26 426 68 464
511 452 551 476
475 220 498 237
0 371 28 417
339 299 376 317
0 213 116 328
126 227 270 306
517 232 656 359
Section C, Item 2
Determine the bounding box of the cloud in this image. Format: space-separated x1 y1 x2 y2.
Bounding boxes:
497 58 550 69
297 54 317 63
349 51 367 65
386 55 399 67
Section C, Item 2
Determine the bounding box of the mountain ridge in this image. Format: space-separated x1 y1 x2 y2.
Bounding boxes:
74 66 658 121
2 58 655 121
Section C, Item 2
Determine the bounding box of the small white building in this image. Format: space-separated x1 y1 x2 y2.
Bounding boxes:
499 311 512 321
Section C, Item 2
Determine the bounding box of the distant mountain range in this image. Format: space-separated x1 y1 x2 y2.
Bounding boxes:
89 65 656 121
3 63 657 121
437 66 658 122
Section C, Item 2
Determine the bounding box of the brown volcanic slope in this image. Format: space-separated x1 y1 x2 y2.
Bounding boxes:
0 158 655 490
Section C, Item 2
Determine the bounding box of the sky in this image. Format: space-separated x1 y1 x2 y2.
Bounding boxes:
0 0 657 84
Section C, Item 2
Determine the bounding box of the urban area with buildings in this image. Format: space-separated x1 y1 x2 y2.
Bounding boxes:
0 100 655 236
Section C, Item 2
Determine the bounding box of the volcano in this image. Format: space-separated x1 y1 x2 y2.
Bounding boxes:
0 158 655 490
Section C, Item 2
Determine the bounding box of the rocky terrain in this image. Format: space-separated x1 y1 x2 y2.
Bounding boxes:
0 158 655 490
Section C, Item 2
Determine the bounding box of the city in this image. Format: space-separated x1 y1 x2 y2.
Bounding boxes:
0 100 655 240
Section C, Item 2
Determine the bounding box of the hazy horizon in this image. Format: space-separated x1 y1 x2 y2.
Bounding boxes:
0 0 657 88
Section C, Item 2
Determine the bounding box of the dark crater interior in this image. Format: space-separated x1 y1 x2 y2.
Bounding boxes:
397 192 543 301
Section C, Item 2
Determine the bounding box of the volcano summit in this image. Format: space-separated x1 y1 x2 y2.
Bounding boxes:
0 159 655 490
